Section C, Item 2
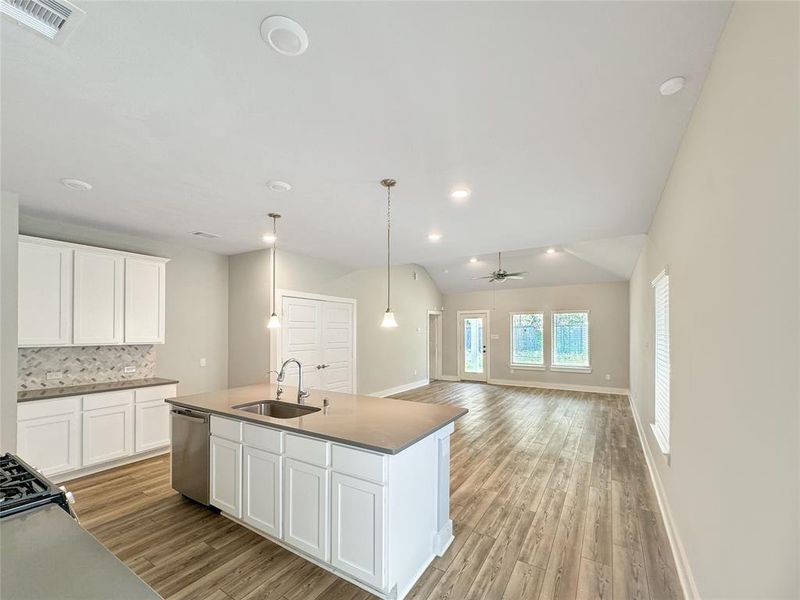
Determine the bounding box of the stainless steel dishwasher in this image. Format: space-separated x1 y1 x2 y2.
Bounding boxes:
170 407 210 505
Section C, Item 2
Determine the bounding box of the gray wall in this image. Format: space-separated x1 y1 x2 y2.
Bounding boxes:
228 248 442 395
1 192 19 452
442 282 629 391
19 215 229 396
629 3 798 597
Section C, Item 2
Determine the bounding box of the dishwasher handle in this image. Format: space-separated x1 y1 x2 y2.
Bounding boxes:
171 408 209 424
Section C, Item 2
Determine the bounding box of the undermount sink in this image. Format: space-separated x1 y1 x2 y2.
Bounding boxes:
232 399 321 419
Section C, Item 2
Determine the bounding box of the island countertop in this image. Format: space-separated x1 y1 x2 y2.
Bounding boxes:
167 383 467 455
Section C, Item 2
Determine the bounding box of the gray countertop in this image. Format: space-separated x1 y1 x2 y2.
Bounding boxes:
168 382 467 455
17 377 179 402
0 504 162 600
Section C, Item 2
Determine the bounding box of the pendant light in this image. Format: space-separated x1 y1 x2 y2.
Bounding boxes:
266 213 281 329
380 179 398 328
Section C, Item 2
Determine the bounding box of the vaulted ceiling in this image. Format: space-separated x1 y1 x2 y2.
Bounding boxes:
2 1 730 292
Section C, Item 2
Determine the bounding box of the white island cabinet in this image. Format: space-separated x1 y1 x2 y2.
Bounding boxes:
207 413 455 600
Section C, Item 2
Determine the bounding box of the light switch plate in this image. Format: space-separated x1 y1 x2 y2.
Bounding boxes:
124 366 136 374
46 371 63 380
199 358 207 368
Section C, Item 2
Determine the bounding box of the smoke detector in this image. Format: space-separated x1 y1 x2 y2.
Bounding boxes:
1 0 86 44
260 16 308 57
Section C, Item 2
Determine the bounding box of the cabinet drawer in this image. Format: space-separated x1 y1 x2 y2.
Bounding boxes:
331 444 387 484
18 397 80 421
285 433 329 467
211 416 242 443
83 390 134 411
135 384 177 403
243 423 282 454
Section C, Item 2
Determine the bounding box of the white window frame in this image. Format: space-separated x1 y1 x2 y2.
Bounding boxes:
550 310 591 373
651 269 671 455
509 311 545 370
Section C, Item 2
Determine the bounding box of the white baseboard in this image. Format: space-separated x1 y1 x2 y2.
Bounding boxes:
436 375 459 382
486 377 629 396
628 394 699 600
55 447 169 484
370 378 431 398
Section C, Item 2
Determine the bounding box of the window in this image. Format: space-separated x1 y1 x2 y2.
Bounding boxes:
652 270 670 454
551 311 590 371
510 312 544 368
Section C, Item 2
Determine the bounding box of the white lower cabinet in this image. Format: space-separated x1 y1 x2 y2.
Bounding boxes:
210 435 242 518
283 457 329 562
17 411 81 476
331 472 386 589
135 400 171 452
242 446 282 538
82 404 134 466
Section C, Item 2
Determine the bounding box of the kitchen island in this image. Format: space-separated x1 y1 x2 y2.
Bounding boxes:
167 383 467 600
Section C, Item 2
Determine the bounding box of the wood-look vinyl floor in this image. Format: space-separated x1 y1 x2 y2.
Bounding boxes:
65 381 682 600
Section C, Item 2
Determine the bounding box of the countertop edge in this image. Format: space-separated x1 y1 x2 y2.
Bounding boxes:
166 398 467 455
18 378 180 403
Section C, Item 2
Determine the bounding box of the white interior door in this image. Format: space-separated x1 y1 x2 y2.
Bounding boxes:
281 297 323 390
458 312 488 382
280 295 354 393
321 302 354 393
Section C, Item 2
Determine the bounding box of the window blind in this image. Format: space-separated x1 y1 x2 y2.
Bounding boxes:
652 270 670 454
552 311 590 368
510 312 544 366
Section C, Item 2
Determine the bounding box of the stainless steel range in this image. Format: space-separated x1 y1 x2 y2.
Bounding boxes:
0 453 75 519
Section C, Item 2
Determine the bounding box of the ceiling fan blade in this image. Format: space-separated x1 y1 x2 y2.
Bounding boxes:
472 275 495 280
506 272 527 277
506 276 525 280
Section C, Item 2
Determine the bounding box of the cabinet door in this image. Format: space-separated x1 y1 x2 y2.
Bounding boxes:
73 250 124 344
18 240 73 346
17 413 80 476
82 405 134 466
331 473 386 588
283 458 329 561
125 258 166 344
210 435 242 518
243 446 282 538
135 399 170 453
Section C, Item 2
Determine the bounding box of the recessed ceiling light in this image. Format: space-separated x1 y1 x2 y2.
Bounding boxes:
444 269 449 274
659 76 686 96
260 16 308 57
266 180 292 192
546 248 556 254
262 233 277 244
428 233 442 242
469 257 478 263
60 178 92 191
451 188 471 201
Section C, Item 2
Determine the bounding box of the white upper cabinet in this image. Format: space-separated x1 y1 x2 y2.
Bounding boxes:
125 258 166 344
17 236 168 347
18 239 73 346
73 250 125 345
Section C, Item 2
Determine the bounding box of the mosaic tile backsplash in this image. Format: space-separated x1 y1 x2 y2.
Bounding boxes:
18 345 156 390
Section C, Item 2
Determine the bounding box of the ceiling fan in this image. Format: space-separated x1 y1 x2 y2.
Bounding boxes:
473 252 527 283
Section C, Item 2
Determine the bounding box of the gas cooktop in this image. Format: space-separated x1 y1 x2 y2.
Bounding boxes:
0 453 74 519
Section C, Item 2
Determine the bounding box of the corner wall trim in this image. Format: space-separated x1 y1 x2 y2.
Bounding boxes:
628 394 700 600
370 379 430 398
487 377 629 396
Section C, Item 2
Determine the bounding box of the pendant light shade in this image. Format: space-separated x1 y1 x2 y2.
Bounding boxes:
380 179 398 328
267 213 281 330
381 310 398 328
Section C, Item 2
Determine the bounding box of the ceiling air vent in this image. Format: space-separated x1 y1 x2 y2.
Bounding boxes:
1 0 85 44
190 231 220 239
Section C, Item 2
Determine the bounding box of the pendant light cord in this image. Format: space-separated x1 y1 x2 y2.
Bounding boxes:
272 216 277 314
386 184 391 311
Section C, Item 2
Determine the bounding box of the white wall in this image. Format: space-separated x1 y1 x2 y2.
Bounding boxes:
629 3 799 598
19 215 230 396
442 282 629 391
228 248 442 395
0 192 19 452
